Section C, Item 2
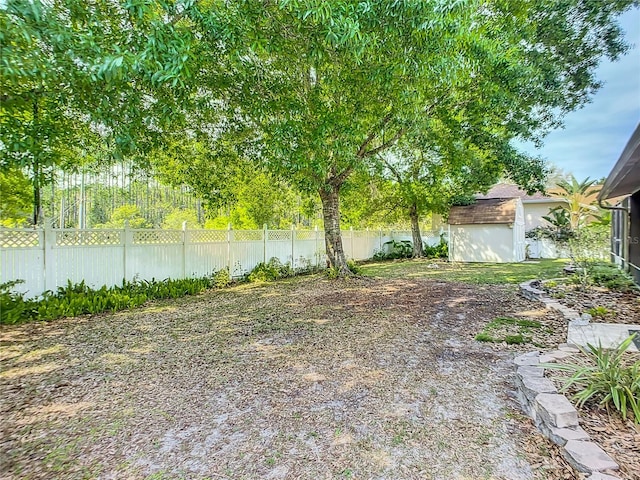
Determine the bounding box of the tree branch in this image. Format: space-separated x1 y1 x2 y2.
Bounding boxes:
356 112 393 157
361 127 407 158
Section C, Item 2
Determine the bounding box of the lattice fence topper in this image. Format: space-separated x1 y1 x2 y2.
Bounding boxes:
233 230 263 241
352 230 377 238
189 230 227 243
133 230 182 244
294 230 317 240
56 230 122 246
268 230 293 241
0 230 40 248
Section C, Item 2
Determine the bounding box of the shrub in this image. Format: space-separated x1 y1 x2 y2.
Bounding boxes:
0 281 33 325
248 257 294 282
587 263 637 292
346 259 362 275
0 269 233 325
372 239 415 260
543 334 640 423
423 234 448 259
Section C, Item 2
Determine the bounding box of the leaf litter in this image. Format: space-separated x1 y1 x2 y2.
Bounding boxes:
0 275 580 479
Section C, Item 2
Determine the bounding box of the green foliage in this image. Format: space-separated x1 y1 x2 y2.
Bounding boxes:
346 259 362 275
543 335 640 423
553 176 601 230
248 258 294 283
586 263 637 293
0 270 233 325
0 168 33 227
95 205 151 229
212 268 231 289
422 236 448 259
161 208 201 230
474 317 543 345
373 240 414 260
0 281 31 325
586 306 610 319
568 223 610 264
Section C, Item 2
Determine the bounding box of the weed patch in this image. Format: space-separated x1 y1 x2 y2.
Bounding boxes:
475 317 544 345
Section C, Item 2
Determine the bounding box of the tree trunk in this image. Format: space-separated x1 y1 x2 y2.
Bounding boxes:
32 159 43 226
319 184 352 276
409 203 424 257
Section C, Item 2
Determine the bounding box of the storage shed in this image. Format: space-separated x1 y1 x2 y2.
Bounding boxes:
448 198 526 263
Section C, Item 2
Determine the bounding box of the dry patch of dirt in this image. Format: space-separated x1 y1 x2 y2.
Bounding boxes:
1 275 570 480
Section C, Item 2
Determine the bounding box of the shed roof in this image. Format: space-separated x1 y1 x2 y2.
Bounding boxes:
448 198 518 225
476 183 549 201
598 123 640 201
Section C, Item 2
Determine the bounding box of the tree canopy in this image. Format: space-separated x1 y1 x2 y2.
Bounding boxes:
1 0 637 274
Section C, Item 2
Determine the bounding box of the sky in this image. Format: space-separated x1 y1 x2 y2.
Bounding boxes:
517 7 640 181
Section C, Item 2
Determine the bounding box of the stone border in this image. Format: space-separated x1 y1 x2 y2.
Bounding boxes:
516 280 621 479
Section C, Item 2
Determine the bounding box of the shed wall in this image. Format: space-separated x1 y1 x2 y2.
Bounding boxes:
449 224 515 263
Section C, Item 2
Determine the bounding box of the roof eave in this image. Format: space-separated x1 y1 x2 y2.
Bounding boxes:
598 123 640 201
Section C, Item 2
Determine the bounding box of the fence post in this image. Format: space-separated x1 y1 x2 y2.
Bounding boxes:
123 220 131 283
350 226 354 260
291 224 295 268
182 221 187 279
43 221 55 292
263 224 268 263
227 223 232 274
315 225 319 267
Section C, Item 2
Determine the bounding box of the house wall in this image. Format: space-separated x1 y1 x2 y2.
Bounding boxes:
630 192 640 283
523 201 565 230
449 224 516 263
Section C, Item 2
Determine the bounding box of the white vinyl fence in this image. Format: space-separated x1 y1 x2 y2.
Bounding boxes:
1 226 444 298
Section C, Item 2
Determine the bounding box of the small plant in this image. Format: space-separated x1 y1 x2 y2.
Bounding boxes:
586 306 610 319
543 334 640 423
0 280 33 325
346 259 361 275
211 268 231 288
475 333 496 342
423 234 448 259
0 269 235 325
474 317 542 345
248 258 294 282
544 280 558 288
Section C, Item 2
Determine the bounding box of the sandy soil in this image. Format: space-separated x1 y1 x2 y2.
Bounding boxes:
1 275 573 480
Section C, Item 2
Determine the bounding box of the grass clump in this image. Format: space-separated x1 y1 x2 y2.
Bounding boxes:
474 316 543 345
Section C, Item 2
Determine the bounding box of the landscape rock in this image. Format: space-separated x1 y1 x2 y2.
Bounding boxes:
534 393 578 428
563 440 619 473
545 426 590 446
519 376 557 402
514 351 540 366
588 473 622 480
516 365 544 379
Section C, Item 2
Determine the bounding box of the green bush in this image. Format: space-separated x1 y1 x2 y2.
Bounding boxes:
0 281 33 325
543 334 640 423
373 240 413 260
587 263 637 292
0 269 233 325
248 257 294 282
346 259 362 275
423 234 448 259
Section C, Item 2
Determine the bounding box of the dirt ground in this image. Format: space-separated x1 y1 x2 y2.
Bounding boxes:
1 275 575 480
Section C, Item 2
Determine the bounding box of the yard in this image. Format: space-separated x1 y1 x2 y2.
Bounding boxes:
1 260 582 479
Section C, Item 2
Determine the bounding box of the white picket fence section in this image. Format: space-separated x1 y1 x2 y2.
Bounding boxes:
0 226 443 298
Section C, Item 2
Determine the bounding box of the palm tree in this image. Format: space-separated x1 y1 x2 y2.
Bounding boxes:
552 176 601 230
